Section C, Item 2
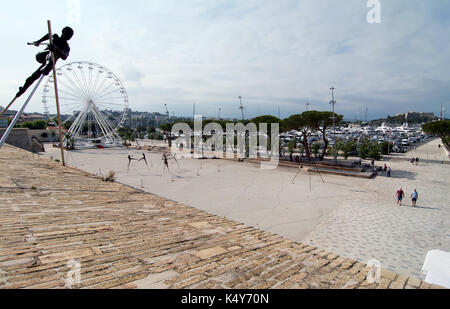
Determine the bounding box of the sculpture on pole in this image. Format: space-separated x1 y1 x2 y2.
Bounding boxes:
16 26 74 98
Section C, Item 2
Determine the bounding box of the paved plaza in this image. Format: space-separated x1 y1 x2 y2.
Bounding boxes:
41 139 450 281
0 145 441 289
305 139 450 279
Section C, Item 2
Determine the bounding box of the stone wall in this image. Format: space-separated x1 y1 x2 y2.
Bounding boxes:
0 128 44 153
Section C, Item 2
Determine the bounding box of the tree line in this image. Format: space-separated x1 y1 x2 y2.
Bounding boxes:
423 120 450 149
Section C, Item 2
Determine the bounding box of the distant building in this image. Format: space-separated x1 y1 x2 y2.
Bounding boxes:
348 123 362 129
0 119 8 128
0 107 16 118
18 114 47 124
395 112 435 119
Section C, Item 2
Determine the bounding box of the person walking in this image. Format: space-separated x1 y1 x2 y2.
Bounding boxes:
411 189 419 207
396 188 405 206
387 167 392 177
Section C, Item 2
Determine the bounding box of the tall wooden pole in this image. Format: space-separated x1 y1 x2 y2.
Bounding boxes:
47 20 66 166
330 86 337 164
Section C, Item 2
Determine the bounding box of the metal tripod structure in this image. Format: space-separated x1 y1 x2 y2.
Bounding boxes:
0 76 45 149
67 99 121 142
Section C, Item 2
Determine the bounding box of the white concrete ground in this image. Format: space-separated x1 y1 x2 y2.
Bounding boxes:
42 138 450 279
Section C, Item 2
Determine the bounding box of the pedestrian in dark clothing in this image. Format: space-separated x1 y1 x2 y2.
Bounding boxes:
396 188 405 206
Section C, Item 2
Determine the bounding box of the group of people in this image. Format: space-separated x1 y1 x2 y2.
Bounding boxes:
396 188 419 207
411 157 420 166
383 164 392 177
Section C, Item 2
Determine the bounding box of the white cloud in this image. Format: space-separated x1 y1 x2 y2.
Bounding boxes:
1 0 449 119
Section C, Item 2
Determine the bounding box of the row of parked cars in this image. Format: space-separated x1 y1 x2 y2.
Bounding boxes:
280 128 434 155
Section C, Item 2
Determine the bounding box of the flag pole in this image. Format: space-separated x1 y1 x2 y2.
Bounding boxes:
47 20 66 166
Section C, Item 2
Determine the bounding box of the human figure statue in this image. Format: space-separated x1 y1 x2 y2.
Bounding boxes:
16 27 74 98
140 153 148 166
162 153 170 172
128 155 137 167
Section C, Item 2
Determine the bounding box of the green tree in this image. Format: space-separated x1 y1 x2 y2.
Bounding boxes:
63 121 73 130
50 130 57 142
302 111 343 161
64 132 75 151
380 141 391 156
311 142 321 157
358 139 382 160
148 132 164 141
283 114 313 161
298 144 305 157
136 125 147 133
339 141 357 160
251 115 283 133
423 120 450 147
287 139 297 161
18 120 48 130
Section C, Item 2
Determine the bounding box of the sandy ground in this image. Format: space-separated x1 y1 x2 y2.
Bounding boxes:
41 138 450 279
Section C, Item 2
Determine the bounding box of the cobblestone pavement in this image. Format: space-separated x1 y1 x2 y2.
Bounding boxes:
305 139 450 279
0 145 441 289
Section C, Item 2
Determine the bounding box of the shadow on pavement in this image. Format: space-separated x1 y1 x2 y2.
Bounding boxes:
402 204 441 211
389 170 418 180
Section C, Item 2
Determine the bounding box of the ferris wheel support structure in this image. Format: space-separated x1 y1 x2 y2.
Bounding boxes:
42 61 129 147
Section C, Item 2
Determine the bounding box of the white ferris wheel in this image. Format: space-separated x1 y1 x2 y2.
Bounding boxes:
42 61 129 146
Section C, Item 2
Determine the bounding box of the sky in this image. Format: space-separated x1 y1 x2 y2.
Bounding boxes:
0 0 449 120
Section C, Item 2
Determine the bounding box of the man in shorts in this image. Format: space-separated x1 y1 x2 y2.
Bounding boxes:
411 189 419 207
396 188 405 206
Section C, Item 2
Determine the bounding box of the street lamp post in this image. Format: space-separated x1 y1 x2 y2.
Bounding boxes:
238 96 244 121
330 86 338 164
